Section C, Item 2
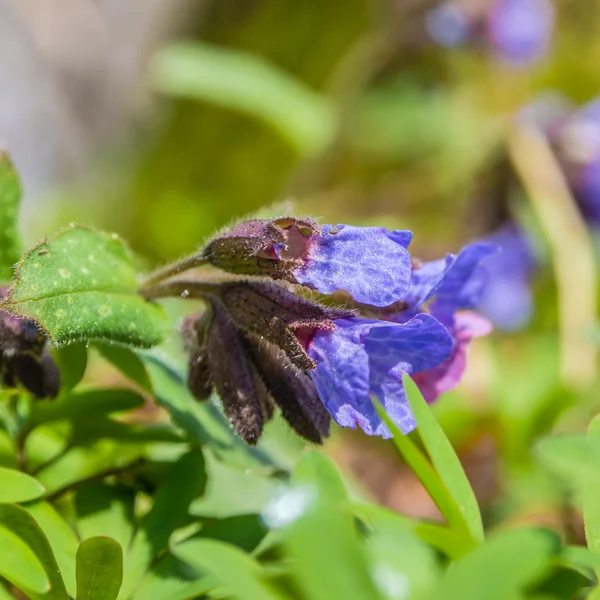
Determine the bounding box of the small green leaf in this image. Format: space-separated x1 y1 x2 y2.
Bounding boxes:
151 42 337 157
25 501 80 598
276 451 381 600
173 538 284 600
406 377 483 543
75 483 135 551
119 449 206 599
131 553 217 600
94 342 153 391
1 226 168 347
52 342 88 392
436 528 557 600
0 522 50 594
0 503 69 599
76 537 123 600
0 151 23 282
0 467 45 503
29 388 146 429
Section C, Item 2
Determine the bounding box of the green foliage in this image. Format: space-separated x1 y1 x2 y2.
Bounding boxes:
1 226 168 347
0 151 22 283
0 467 45 503
76 537 123 600
151 42 337 157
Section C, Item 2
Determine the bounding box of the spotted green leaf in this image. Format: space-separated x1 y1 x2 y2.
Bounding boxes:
0 151 22 282
1 226 168 347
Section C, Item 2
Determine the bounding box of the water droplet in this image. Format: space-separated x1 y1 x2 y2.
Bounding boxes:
181 289 190 298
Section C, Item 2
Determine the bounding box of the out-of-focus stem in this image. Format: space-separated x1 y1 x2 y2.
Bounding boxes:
507 124 597 388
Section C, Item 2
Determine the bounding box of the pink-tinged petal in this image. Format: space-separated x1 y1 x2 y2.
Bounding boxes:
411 311 492 403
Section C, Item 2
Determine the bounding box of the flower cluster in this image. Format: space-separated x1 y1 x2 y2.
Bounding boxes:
426 0 554 66
144 218 498 443
0 286 60 399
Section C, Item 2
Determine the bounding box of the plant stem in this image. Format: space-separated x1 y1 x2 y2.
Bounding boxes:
140 255 209 288
508 124 597 388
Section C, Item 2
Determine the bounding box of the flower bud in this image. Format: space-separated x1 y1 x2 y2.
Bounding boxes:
0 290 61 399
202 218 318 279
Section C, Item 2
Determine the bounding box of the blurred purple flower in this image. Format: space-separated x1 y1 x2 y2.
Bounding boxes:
554 98 600 226
307 314 454 437
426 4 473 48
475 223 537 331
486 0 554 65
426 0 554 66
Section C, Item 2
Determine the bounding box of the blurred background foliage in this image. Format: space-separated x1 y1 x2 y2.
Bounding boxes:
2 0 600 597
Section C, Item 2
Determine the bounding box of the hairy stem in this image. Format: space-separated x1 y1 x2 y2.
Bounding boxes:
140 255 209 288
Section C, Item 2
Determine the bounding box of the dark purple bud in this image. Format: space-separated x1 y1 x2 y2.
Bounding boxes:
206 304 265 444
247 339 330 443
188 349 212 402
0 287 61 399
202 218 318 279
217 280 350 371
182 311 214 402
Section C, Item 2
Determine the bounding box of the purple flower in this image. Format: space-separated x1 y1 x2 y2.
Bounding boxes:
476 223 537 331
204 219 413 307
306 314 454 437
394 242 499 402
486 0 554 66
412 311 492 402
293 224 413 307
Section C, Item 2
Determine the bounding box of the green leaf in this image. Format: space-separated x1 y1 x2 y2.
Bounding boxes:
52 342 88 392
29 388 146 429
1 226 168 347
361 506 441 600
94 342 153 391
0 503 69 599
119 449 206 600
131 553 217 600
150 42 337 157
0 466 45 503
76 537 123 600
436 528 557 600
0 522 49 594
274 451 381 600
25 501 80 598
397 377 483 543
35 441 145 496
75 483 135 551
353 501 465 562
173 538 284 600
190 450 279 518
0 151 23 282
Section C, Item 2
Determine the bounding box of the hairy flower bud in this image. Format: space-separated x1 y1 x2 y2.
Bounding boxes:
247 339 330 443
217 280 348 371
206 304 266 444
203 217 318 279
